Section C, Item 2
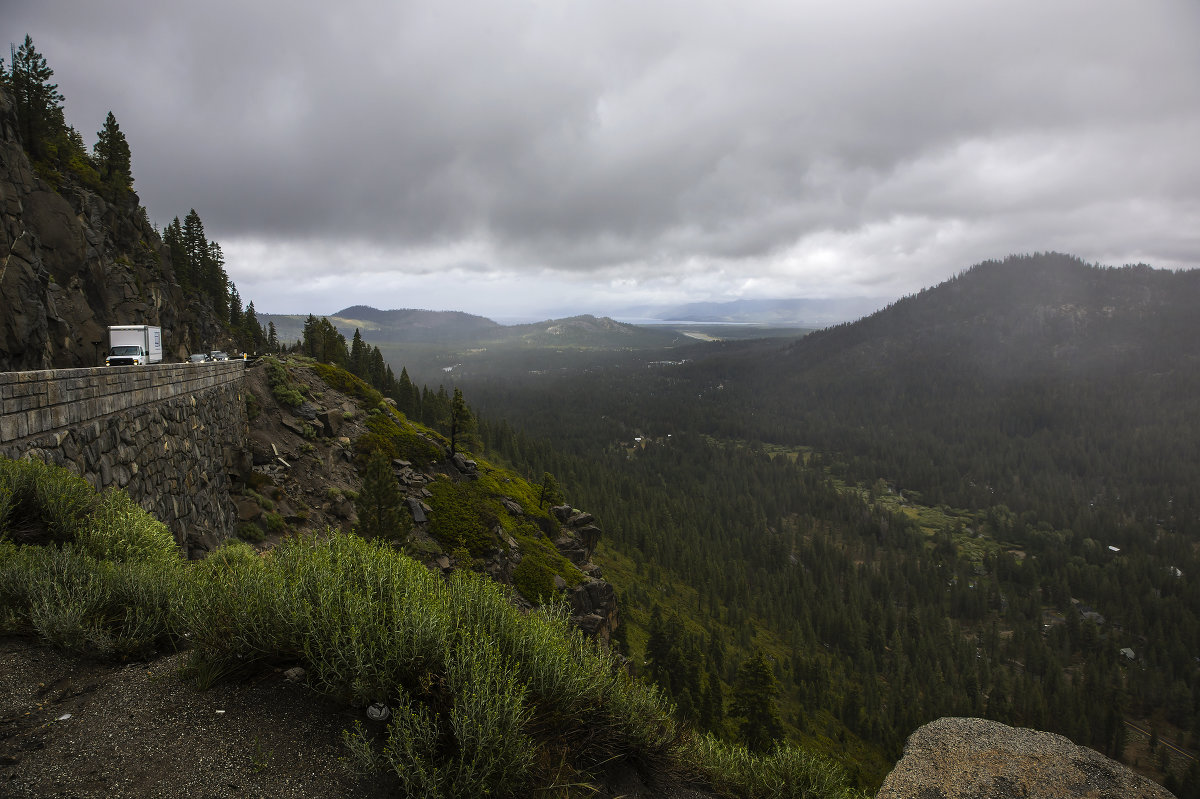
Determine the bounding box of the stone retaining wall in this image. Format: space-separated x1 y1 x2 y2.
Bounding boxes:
0 361 247 556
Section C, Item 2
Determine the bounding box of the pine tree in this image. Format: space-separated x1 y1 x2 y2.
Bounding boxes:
243 301 264 353
203 241 229 319
538 472 565 508
301 317 348 366
301 315 319 359
266 321 279 352
182 209 207 291
229 285 243 328
8 35 66 160
703 669 725 731
730 651 784 753
354 449 407 541
163 217 189 286
397 367 416 416
93 111 132 192
349 329 367 378
368 346 385 387
449 387 476 455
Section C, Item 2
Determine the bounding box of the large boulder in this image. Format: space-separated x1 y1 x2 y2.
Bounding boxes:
877 717 1173 799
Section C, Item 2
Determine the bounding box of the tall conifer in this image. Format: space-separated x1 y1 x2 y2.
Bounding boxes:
8 35 65 160
94 111 132 191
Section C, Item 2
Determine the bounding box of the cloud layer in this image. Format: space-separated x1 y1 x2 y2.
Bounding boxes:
6 0 1198 316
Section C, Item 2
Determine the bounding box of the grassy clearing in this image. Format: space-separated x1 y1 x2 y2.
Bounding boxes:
0 455 863 798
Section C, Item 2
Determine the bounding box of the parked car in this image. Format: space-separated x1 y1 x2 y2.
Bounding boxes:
188 353 210 363
209 351 229 361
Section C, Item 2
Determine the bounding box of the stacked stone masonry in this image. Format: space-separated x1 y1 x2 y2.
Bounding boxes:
0 361 247 556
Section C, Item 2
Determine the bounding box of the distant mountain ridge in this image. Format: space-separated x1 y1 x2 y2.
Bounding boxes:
784 252 1200 376
330 305 502 342
259 308 683 350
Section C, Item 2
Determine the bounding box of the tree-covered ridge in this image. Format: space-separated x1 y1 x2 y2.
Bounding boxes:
457 255 1200 792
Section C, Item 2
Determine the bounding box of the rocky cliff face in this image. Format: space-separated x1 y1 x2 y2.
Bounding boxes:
877 717 1175 799
0 87 227 372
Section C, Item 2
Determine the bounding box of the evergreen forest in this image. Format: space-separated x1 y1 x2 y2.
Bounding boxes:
443 255 1200 793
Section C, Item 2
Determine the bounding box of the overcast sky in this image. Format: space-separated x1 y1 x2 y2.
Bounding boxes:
6 1 1199 320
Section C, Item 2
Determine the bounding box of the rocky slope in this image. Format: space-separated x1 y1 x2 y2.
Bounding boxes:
233 356 618 641
0 86 229 372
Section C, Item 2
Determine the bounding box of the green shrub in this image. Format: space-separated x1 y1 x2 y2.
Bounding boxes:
426 479 498 557
264 357 305 408
237 522 266 543
75 489 179 565
513 556 556 602
263 356 288 385
693 734 867 799
0 459 186 657
271 383 305 408
242 489 274 512
0 457 96 544
245 391 261 420
312 362 384 408
355 413 444 466
264 513 286 533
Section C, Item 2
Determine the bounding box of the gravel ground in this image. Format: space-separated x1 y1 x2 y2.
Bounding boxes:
0 637 717 799
0 637 389 799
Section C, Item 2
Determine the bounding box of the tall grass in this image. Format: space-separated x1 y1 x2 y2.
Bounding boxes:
0 456 95 543
0 456 863 798
0 458 185 657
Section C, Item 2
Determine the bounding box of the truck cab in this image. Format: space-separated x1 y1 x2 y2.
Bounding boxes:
106 345 151 366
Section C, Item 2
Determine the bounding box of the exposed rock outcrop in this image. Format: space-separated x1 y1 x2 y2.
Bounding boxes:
0 86 228 372
239 359 621 644
877 717 1175 799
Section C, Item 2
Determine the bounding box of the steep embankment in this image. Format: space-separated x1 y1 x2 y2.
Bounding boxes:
232 356 619 637
0 86 226 372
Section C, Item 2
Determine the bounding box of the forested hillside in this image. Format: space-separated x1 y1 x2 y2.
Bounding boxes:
456 254 1200 794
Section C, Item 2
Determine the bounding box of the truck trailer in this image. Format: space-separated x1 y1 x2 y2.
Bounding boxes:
105 325 163 366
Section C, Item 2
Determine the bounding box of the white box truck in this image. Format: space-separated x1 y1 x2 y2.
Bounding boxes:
105 325 163 366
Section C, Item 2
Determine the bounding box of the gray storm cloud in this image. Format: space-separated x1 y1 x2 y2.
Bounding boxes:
3 0 1197 314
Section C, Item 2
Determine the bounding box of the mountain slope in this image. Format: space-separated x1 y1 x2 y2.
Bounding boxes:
696 253 1200 528
783 252 1199 377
